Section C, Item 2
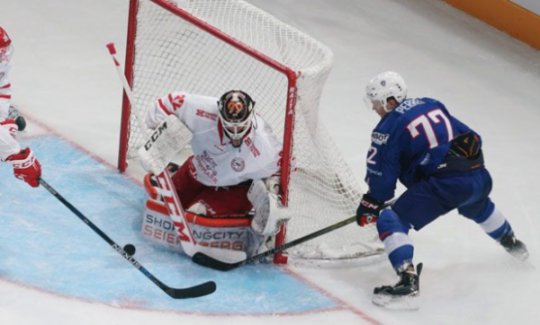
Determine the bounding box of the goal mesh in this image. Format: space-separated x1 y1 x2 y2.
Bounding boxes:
120 0 383 261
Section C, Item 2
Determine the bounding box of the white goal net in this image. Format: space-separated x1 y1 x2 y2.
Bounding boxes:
118 0 383 262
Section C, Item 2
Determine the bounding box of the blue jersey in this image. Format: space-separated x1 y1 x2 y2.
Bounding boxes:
365 97 477 202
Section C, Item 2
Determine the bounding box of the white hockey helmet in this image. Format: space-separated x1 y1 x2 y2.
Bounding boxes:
365 71 407 112
217 90 255 146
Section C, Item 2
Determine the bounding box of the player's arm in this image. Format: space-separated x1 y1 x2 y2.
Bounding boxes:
145 91 189 129
0 120 20 159
0 124 41 187
356 131 401 226
0 66 12 120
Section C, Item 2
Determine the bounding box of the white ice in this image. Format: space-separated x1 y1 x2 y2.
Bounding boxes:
1 0 540 324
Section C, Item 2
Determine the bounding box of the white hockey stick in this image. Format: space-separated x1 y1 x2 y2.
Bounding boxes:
106 42 246 262
106 42 197 254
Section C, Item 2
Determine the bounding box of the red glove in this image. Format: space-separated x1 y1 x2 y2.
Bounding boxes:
6 147 41 187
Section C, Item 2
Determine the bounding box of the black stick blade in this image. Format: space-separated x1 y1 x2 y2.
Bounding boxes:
192 252 242 271
164 280 217 299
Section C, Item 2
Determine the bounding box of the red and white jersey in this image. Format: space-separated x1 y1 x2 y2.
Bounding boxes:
0 120 20 161
146 91 281 187
0 26 13 120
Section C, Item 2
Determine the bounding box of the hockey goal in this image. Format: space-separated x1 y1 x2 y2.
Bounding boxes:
117 0 383 263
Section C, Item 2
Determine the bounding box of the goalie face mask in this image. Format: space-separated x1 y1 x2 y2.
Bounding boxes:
218 90 255 147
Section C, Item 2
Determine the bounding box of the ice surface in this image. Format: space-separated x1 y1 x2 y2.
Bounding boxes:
1 0 539 324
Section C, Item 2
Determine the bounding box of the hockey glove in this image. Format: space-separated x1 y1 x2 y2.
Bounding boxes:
449 131 481 159
6 147 42 187
356 194 383 226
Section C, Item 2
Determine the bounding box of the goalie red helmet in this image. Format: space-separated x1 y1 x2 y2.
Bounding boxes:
0 27 11 48
217 90 255 146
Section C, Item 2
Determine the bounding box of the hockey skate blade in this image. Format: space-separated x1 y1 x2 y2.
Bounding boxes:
372 292 420 311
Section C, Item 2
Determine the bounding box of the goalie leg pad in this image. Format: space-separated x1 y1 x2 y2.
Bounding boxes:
248 179 289 236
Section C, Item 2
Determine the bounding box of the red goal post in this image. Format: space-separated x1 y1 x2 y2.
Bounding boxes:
117 0 382 263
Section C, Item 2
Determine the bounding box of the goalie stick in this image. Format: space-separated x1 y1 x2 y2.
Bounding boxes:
193 198 396 270
40 178 216 298
106 41 200 257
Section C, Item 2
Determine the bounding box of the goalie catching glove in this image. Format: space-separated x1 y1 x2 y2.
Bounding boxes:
356 193 384 226
248 177 289 236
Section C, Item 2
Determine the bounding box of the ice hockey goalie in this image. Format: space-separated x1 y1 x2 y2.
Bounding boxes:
139 89 288 258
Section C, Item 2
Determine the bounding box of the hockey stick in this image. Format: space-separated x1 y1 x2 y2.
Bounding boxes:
193 198 396 271
106 42 199 255
40 178 216 298
193 215 361 271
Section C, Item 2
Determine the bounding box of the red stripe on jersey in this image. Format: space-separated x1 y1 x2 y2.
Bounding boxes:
0 83 11 89
157 98 172 115
0 94 11 99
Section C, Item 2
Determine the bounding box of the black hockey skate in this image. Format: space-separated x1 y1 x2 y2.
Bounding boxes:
8 105 26 131
372 263 423 310
500 233 529 262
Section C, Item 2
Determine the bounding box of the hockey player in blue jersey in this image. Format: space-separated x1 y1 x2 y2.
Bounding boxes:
355 71 528 308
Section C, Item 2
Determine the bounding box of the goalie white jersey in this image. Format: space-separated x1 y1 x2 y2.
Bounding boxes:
145 91 281 187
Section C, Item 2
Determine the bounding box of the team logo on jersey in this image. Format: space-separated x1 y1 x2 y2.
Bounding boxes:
371 132 389 145
231 157 245 172
196 151 218 183
170 94 185 111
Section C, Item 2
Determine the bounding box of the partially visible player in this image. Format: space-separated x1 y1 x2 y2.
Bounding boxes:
0 26 27 131
355 71 528 308
142 90 286 257
1 119 41 187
